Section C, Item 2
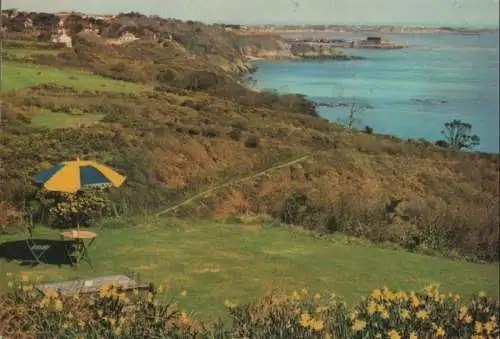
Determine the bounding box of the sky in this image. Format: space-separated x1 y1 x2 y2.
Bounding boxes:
5 0 500 27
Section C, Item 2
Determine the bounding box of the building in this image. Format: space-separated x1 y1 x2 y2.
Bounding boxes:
366 36 382 44
108 31 139 45
51 28 72 48
119 32 138 42
23 17 33 29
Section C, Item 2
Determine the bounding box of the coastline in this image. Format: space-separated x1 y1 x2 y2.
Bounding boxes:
246 32 500 154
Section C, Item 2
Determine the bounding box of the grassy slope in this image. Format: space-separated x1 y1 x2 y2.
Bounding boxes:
3 62 152 93
30 109 105 128
0 219 497 320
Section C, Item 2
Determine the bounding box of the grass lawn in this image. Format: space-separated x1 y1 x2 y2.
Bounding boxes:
2 62 152 93
0 218 498 320
30 109 105 129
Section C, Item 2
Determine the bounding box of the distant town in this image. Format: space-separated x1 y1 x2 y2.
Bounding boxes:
216 23 499 35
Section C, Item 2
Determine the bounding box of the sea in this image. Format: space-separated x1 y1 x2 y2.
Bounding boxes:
250 32 500 153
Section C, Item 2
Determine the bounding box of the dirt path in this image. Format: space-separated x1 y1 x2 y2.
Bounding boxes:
155 154 310 217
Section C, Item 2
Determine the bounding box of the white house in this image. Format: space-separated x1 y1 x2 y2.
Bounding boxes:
108 31 139 45
51 28 72 48
119 32 138 42
24 17 33 29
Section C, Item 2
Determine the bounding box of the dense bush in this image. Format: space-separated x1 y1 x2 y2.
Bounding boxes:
279 191 500 262
1 275 498 338
33 188 112 228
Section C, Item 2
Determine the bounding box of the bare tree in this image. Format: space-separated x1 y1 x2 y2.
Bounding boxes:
338 96 367 129
440 119 480 150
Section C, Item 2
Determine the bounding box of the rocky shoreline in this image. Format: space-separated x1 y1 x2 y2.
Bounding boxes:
240 36 367 62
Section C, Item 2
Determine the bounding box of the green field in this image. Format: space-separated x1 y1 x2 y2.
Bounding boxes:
2 62 152 93
30 109 105 129
0 218 497 320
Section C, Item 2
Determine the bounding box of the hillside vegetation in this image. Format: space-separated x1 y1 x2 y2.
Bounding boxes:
1 11 499 265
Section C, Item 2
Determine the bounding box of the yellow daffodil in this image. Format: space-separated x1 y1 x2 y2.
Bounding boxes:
54 299 63 312
224 299 238 308
114 327 122 336
400 309 410 320
484 321 495 334
351 319 367 331
381 310 390 319
395 290 407 301
299 312 312 327
311 319 324 331
301 288 308 295
416 309 429 320
475 321 483 334
376 304 386 313
436 326 445 337
459 306 468 318
371 289 382 300
292 290 301 300
180 312 190 325
349 310 358 320
409 331 418 339
315 306 328 313
314 292 321 300
411 296 421 308
367 301 377 315
39 297 50 308
383 288 394 301
387 329 401 339
180 289 188 297
464 315 473 324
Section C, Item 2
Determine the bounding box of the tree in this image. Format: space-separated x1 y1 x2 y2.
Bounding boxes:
338 97 368 129
440 119 480 150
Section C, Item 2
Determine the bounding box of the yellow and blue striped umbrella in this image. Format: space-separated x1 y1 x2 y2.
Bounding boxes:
33 159 126 193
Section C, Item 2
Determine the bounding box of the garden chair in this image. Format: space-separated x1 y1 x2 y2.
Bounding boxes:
25 214 51 266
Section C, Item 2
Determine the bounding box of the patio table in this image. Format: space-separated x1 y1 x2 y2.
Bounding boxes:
60 230 97 268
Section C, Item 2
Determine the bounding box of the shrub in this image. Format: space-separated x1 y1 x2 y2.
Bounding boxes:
435 139 450 148
228 129 243 141
363 125 374 134
244 136 260 148
35 188 111 228
0 201 21 233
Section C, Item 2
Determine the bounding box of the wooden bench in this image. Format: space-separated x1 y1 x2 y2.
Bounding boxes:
36 275 152 296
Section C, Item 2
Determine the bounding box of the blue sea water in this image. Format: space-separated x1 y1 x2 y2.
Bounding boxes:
251 32 500 153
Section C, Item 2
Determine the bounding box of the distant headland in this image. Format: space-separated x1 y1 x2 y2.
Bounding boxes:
220 23 499 35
